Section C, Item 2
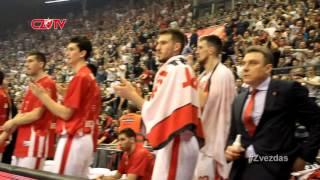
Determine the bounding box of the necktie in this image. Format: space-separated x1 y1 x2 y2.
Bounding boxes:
243 89 258 136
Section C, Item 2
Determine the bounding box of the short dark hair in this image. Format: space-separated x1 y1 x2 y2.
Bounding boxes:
200 35 223 55
119 128 136 139
27 51 46 68
245 46 274 65
159 29 186 54
0 71 4 85
69 36 92 60
127 103 139 113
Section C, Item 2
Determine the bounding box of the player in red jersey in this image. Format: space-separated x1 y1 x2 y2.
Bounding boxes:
0 71 10 161
99 128 154 180
0 51 57 170
30 36 101 178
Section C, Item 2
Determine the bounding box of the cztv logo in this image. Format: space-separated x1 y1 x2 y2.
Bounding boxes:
31 18 67 30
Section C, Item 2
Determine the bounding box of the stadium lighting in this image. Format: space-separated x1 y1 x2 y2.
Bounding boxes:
44 0 70 4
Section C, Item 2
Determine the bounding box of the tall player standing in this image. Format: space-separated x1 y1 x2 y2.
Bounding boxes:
114 29 204 180
30 36 101 178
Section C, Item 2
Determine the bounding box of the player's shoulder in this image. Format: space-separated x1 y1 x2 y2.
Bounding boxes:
167 56 192 72
134 146 151 157
76 68 90 77
75 67 95 81
168 57 186 66
0 88 5 94
137 147 153 161
40 75 56 86
217 63 234 77
167 56 187 67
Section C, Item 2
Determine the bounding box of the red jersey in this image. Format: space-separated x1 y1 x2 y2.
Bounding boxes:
89 75 102 150
14 75 57 157
118 144 154 180
56 66 101 136
0 87 9 126
0 87 9 153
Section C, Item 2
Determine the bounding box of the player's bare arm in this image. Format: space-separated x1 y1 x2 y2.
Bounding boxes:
29 82 74 121
0 131 10 145
2 107 44 132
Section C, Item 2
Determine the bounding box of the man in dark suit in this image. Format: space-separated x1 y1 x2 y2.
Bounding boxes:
225 46 320 180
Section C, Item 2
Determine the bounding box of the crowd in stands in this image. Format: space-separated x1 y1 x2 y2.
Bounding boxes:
0 0 319 145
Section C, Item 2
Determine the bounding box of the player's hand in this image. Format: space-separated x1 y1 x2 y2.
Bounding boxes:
1 119 16 132
29 82 48 97
113 78 138 101
96 175 103 180
0 133 7 145
225 145 245 161
56 83 67 96
140 74 147 80
292 157 305 172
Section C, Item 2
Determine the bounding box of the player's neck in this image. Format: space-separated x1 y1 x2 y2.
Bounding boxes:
73 61 87 73
32 71 46 82
248 76 269 90
128 143 136 155
205 56 219 73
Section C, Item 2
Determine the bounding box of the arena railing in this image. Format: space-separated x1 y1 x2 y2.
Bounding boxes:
0 163 88 180
272 64 320 75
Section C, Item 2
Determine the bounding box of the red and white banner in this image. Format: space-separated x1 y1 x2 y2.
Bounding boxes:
186 25 226 40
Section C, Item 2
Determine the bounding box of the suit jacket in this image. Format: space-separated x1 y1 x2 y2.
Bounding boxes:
227 79 320 180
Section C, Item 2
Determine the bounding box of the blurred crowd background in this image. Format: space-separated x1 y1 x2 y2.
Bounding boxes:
0 0 319 144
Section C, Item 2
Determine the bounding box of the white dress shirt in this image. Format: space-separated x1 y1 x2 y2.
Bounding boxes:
243 77 271 158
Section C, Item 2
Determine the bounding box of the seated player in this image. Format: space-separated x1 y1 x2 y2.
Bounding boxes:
99 128 154 180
